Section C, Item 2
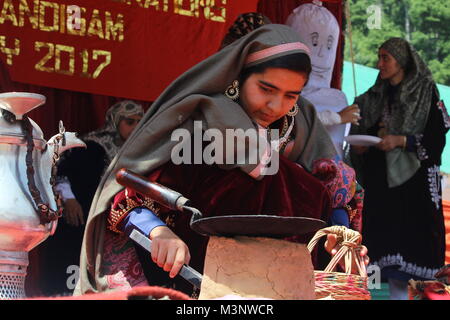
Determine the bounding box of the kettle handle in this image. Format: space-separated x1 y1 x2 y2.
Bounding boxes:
21 116 62 224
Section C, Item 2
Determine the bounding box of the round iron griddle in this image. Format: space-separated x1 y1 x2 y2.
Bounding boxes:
189 215 326 238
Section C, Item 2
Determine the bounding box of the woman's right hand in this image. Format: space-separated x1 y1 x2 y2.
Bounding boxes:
149 226 191 278
338 104 361 125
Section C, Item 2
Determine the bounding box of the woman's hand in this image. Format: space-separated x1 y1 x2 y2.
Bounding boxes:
324 234 369 274
338 104 361 125
376 135 405 152
63 198 85 227
149 226 191 278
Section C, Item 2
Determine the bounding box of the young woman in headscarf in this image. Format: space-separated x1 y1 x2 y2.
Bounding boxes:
349 38 450 299
76 25 367 296
39 100 144 296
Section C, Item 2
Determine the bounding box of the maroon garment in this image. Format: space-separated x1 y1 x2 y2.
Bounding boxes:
145 155 332 273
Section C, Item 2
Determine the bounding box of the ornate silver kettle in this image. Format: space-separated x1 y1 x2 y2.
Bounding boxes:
0 92 86 299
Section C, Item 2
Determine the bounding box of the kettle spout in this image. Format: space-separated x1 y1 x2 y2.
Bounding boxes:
47 132 86 155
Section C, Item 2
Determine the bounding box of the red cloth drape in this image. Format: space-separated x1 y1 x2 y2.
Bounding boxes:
257 0 345 90
0 59 152 139
0 0 345 137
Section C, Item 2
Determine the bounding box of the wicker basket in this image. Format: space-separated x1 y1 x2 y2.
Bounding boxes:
307 226 371 300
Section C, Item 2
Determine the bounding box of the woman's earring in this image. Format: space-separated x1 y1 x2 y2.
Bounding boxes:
225 80 240 101
287 103 299 117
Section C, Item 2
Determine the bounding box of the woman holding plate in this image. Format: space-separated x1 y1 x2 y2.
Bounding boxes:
349 37 450 299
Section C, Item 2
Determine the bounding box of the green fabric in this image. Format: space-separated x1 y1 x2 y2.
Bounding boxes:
76 24 337 295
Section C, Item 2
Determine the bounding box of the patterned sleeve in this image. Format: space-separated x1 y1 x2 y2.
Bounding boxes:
311 155 364 232
107 187 161 234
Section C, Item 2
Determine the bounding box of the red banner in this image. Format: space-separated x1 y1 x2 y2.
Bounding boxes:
0 0 258 101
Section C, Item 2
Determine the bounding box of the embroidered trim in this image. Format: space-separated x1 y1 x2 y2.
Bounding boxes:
437 100 450 129
108 194 160 234
245 43 311 65
344 204 358 223
414 134 429 161
106 271 132 290
373 253 440 280
101 230 148 288
427 165 442 210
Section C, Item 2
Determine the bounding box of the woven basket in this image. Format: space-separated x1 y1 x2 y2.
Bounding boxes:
307 226 371 300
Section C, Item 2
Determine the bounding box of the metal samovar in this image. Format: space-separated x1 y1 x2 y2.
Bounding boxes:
0 92 85 299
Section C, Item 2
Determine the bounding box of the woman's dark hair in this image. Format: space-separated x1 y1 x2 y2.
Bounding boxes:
239 52 312 85
219 13 272 50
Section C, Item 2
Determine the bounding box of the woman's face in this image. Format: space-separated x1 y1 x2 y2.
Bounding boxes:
118 114 142 140
240 67 307 128
377 48 404 83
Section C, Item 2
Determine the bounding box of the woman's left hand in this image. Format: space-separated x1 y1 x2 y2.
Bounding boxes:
376 135 405 152
324 234 370 274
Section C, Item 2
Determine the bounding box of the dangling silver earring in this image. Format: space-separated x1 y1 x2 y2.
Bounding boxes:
224 80 240 101
287 103 299 117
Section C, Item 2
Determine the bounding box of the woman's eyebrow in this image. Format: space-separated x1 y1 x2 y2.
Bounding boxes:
259 80 301 95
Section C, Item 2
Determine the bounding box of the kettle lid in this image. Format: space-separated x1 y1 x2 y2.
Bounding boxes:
0 92 46 146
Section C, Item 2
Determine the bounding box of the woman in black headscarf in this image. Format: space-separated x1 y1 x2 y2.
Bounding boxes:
349 38 450 299
40 101 144 296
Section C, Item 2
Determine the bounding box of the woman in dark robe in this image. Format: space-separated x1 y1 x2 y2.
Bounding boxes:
76 24 366 296
349 38 450 299
39 101 143 296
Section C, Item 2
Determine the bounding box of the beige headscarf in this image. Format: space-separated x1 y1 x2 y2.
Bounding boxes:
82 100 144 162
76 24 337 294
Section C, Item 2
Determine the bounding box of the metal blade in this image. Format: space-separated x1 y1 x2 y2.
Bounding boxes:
129 229 202 289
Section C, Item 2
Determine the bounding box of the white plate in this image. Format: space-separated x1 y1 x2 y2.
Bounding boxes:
344 135 382 146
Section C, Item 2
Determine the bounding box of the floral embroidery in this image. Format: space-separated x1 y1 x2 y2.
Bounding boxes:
106 271 132 290
101 230 148 289
437 100 450 129
311 156 364 232
311 156 356 208
427 165 441 210
347 183 364 233
374 253 440 280
414 134 429 161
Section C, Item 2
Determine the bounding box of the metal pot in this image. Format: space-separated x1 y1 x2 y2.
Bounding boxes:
0 92 85 299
